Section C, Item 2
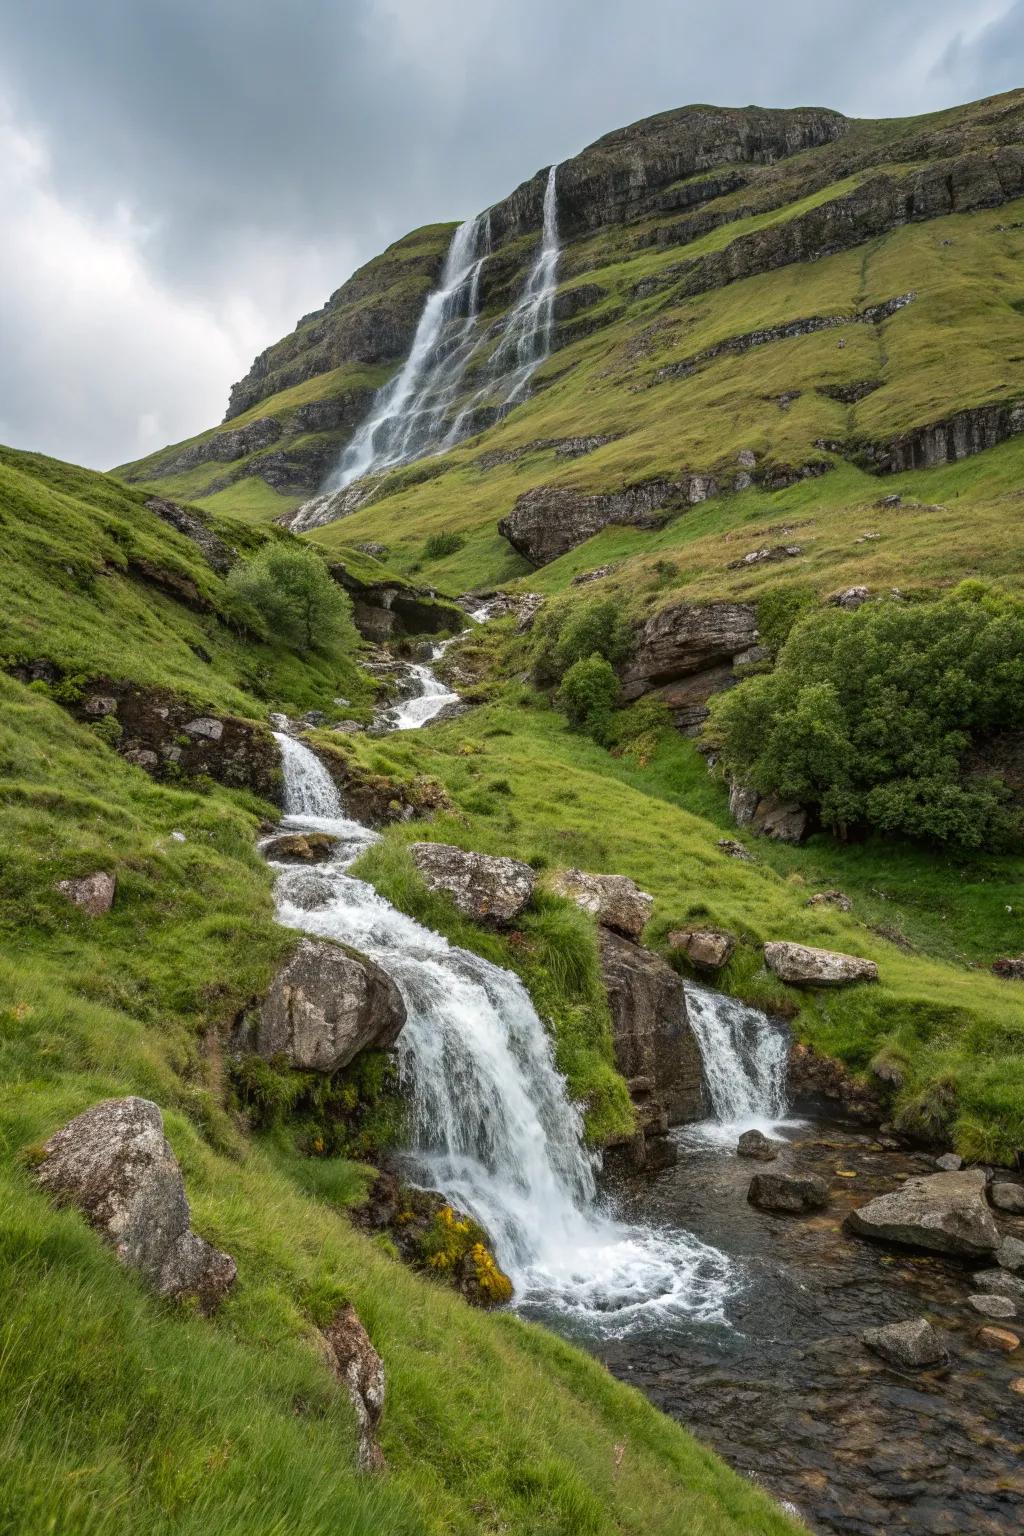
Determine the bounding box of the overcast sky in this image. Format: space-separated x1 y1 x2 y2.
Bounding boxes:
0 0 1021 470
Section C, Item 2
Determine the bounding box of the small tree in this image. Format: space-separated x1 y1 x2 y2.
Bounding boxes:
532 595 633 684
556 654 620 745
226 542 355 656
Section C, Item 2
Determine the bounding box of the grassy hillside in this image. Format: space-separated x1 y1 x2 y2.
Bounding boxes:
0 451 801 1535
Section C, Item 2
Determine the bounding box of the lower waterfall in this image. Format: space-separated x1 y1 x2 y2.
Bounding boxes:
684 983 789 1132
270 732 732 1334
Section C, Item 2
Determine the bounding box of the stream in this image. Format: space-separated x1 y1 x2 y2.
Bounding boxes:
270 639 1024 1535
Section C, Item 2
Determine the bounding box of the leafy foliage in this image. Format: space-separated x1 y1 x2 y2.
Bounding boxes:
423 530 466 559
226 542 356 656
556 655 620 746
711 584 1024 848
532 596 633 685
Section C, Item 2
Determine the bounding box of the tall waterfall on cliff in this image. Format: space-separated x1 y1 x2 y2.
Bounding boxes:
684 984 789 1129
270 732 732 1333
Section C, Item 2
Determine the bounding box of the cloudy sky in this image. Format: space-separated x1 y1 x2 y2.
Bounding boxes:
1 0 1021 470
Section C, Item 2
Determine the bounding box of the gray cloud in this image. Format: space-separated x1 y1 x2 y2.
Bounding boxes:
0 0 1020 468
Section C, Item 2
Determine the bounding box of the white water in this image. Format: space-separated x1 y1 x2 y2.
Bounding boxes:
269 731 733 1334
683 983 792 1143
383 640 461 731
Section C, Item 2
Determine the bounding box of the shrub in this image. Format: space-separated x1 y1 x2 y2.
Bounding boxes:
532 595 633 684
710 583 1024 849
556 654 620 745
226 541 356 656
423 530 465 560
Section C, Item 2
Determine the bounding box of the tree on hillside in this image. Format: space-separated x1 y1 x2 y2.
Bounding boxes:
226 542 356 656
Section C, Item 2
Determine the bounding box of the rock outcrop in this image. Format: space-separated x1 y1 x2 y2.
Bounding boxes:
548 868 653 940
321 1304 387 1472
498 479 676 567
598 928 705 1125
34 1097 236 1311
764 941 878 987
667 928 736 972
863 1318 948 1369
237 937 406 1074
846 1169 1002 1257
618 600 759 730
327 561 466 642
355 1171 513 1307
409 843 535 925
143 497 235 574
855 399 1024 474
55 871 116 917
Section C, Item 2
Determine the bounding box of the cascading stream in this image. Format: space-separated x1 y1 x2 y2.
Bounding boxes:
683 983 790 1135
381 639 460 731
269 730 733 1335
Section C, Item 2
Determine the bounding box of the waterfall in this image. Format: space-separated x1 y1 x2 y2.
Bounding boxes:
684 983 789 1130
382 641 460 731
269 732 733 1333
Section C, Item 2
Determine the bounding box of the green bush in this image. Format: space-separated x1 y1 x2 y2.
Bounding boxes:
710 583 1024 849
532 596 633 684
226 541 356 656
556 654 620 745
423 530 465 559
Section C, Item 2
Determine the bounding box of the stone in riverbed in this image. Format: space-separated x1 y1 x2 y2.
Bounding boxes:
597 929 706 1124
55 871 116 917
409 842 535 925
935 1152 964 1172
997 1236 1024 1273
846 1169 1001 1257
737 1129 779 1161
968 1293 1017 1319
748 1171 829 1213
763 940 878 987
33 1096 236 1311
863 1318 948 1369
548 868 653 940
973 1269 1024 1301
667 927 736 972
977 1326 1020 1353
264 831 339 863
990 1182 1024 1214
239 936 406 1073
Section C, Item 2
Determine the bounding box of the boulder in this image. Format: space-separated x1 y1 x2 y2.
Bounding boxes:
737 1129 779 1161
498 479 675 566
973 1269 1024 1301
241 937 406 1073
717 838 754 861
56 871 116 917
548 868 653 940
748 1171 830 1213
728 782 760 826
935 1153 964 1172
666 927 736 972
846 1170 1001 1257
620 601 759 704
977 1326 1020 1353
33 1097 236 1311
322 1304 386 1472
264 831 339 864
968 1293 1017 1320
862 1318 948 1369
806 890 853 913
409 843 535 925
749 795 808 843
764 941 878 987
997 1236 1024 1273
990 1182 1024 1215
598 928 706 1123
992 956 1024 980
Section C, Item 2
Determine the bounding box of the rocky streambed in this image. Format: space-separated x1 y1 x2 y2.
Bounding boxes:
591 1122 1024 1536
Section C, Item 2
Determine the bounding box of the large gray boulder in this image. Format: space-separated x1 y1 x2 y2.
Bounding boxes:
764 941 878 987
243 937 405 1073
666 927 736 972
990 1182 1024 1215
748 1171 830 1213
409 843 535 925
846 1169 1001 1257
863 1318 948 1369
34 1097 236 1311
549 868 653 940
598 928 706 1124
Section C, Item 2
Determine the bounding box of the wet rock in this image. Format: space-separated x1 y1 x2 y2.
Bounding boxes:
857 399 1024 474
990 1182 1024 1214
973 1269 1024 1301
787 1041 886 1123
807 890 853 913
764 941 878 987
55 871 116 917
598 928 706 1124
997 1236 1024 1273
935 1153 964 1172
977 1326 1020 1353
321 1304 386 1472
279 872 336 911
862 1318 948 1369
968 1293 1017 1320
498 478 676 566
263 831 339 864
355 1171 512 1307
666 927 736 973
239 936 406 1074
548 868 653 940
409 842 535 925
846 1170 1001 1257
737 1129 779 1161
34 1097 236 1311
748 1171 830 1213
